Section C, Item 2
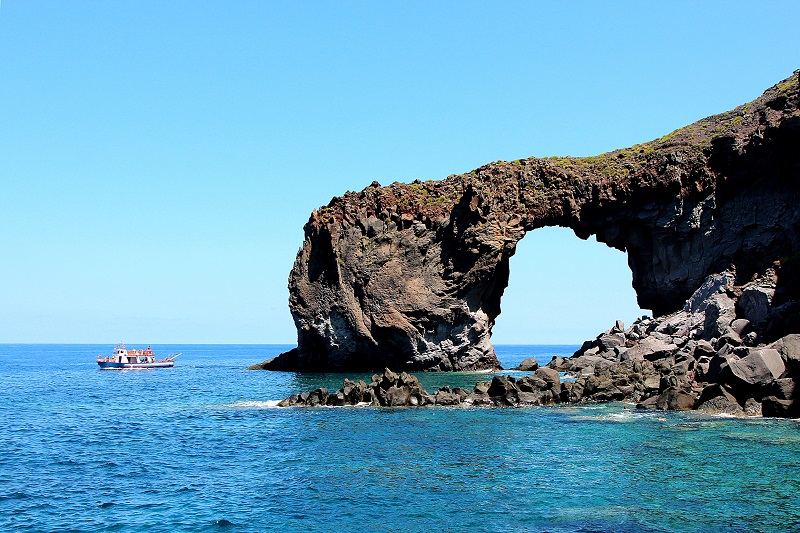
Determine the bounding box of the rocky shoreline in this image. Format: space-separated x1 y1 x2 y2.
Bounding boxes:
276 365 562 408
277 269 799 418
548 268 799 418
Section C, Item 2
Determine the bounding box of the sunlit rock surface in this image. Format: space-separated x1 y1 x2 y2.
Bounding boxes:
257 71 800 372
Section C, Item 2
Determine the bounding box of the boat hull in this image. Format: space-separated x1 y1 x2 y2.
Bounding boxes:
97 361 174 370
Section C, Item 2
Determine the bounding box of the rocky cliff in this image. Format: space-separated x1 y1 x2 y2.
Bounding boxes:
260 71 800 372
274 268 800 418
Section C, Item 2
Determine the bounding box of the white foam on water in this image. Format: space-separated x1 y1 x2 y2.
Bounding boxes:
709 412 739 419
224 400 281 409
570 409 658 422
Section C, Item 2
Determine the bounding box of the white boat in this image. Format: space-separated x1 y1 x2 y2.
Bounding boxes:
96 343 181 369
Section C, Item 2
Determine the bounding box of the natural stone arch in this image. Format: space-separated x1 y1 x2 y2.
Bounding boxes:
261 72 800 372
489 226 643 345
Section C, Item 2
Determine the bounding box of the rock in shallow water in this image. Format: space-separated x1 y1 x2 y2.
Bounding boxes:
514 357 539 371
277 367 566 409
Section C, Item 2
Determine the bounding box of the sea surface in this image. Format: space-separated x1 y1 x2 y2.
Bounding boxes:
1 344 799 533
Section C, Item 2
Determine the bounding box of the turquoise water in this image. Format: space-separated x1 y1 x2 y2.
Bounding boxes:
1 344 799 533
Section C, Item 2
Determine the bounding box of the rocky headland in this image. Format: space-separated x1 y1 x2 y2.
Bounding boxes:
255 72 800 415
252 71 800 374
277 268 800 417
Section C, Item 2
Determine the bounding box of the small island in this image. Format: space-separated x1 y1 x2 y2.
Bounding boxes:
254 70 800 418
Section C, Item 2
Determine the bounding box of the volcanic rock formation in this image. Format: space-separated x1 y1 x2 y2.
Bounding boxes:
276 269 800 418
256 71 800 372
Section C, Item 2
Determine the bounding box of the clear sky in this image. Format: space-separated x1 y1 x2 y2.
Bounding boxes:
1 1 798 344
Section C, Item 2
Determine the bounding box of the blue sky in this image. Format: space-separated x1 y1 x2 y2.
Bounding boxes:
1 1 798 344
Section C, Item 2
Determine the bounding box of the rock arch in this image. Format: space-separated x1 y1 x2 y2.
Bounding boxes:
489 226 642 345
264 72 800 372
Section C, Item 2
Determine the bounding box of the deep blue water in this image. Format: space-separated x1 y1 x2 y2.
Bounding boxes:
1 344 799 533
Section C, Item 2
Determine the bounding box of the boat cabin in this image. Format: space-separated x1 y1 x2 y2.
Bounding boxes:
112 343 156 364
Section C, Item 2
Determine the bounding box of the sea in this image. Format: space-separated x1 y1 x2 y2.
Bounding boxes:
1 344 799 533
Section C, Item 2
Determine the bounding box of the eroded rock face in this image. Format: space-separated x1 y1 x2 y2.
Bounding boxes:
263 71 800 372
275 269 800 417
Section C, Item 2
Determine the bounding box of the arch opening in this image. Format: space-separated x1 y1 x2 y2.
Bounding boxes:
491 227 647 366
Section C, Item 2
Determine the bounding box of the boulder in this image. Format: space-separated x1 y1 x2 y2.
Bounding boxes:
743 398 763 417
515 357 539 371
518 391 543 405
342 379 367 404
398 371 419 387
636 396 659 410
571 354 612 372
517 375 546 393
565 379 586 403
306 388 329 406
771 333 800 374
383 385 410 406
743 331 759 347
718 330 743 347
643 374 661 391
703 292 737 340
559 382 573 402
768 378 796 400
467 393 492 406
693 340 716 358
408 386 429 406
723 348 786 388
684 271 736 313
622 337 679 362
655 310 691 335
738 286 774 325
730 318 751 336
327 390 347 406
421 392 436 406
583 374 622 401
534 367 561 392
473 381 491 395
452 387 470 401
381 368 400 389
277 394 300 407
487 376 519 405
649 332 675 344
433 386 462 406
708 346 739 382
669 360 692 377
598 332 625 351
655 388 697 411
694 356 712 382
539 390 556 404
761 396 798 418
695 384 743 415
